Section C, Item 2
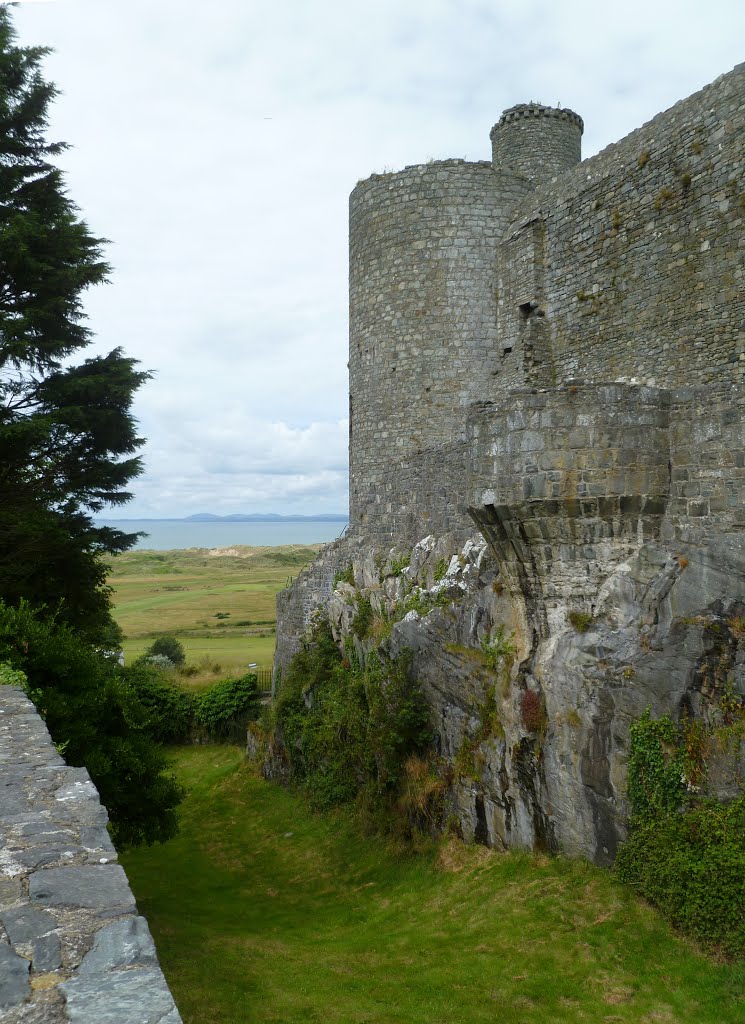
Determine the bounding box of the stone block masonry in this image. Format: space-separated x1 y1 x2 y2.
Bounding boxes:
348 159 531 527
345 60 745 535
467 384 671 632
667 384 745 535
496 63 745 393
274 535 354 677
278 59 745 654
490 103 584 184
0 686 182 1024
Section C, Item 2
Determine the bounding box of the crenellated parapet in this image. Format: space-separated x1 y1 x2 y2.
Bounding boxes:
496 104 584 131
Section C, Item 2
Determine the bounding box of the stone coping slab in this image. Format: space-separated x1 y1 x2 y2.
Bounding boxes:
0 686 182 1023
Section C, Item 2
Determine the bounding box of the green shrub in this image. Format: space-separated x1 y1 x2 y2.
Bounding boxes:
0 600 184 849
273 619 431 815
142 653 176 671
433 558 448 583
625 708 686 820
616 796 745 957
351 595 374 639
568 610 593 633
333 563 355 587
454 681 506 781
454 734 479 779
195 673 261 742
0 661 28 688
391 554 410 578
403 587 452 618
123 662 195 744
617 707 745 957
145 635 186 666
368 609 393 644
480 625 515 671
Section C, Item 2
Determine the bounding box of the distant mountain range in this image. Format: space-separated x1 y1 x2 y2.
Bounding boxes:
183 513 348 522
95 513 348 523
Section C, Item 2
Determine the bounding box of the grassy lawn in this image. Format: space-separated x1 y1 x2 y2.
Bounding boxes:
122 746 745 1024
108 545 319 673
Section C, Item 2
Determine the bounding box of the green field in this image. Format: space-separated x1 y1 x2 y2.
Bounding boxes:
108 545 319 675
122 746 745 1024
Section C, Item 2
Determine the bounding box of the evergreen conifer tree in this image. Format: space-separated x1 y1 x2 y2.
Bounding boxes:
0 8 147 642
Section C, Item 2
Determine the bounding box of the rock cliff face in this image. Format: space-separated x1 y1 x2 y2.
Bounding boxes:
318 525 744 866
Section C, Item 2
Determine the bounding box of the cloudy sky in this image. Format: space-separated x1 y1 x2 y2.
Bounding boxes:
8 0 745 518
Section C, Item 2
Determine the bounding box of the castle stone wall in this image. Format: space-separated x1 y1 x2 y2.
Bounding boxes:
349 160 530 529
0 686 181 1024
273 63 745 862
666 383 745 537
277 61 744 731
348 63 745 541
496 63 745 392
274 536 353 677
350 438 473 550
466 379 745 621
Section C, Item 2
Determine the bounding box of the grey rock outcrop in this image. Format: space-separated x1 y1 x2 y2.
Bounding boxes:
316 528 744 864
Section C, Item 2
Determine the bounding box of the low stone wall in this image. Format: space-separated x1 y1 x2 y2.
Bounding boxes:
274 535 354 679
0 686 182 1024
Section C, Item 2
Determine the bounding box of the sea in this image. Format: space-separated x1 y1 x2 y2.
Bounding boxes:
95 519 348 551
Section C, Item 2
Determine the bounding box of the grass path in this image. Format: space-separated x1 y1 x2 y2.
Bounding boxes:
121 746 744 1024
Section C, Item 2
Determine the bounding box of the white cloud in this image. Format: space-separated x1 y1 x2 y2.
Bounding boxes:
130 409 349 516
8 0 745 515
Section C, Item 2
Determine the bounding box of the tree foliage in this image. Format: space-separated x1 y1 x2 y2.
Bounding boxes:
194 673 261 742
0 8 147 641
144 635 187 667
0 600 183 848
123 662 262 745
617 793 745 958
121 660 195 745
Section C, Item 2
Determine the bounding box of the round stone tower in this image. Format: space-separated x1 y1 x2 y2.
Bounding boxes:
348 159 530 531
490 104 583 184
348 104 585 534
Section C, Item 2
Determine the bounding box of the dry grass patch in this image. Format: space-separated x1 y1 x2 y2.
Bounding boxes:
435 836 496 873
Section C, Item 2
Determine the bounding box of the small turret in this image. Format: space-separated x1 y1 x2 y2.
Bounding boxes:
490 104 583 185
